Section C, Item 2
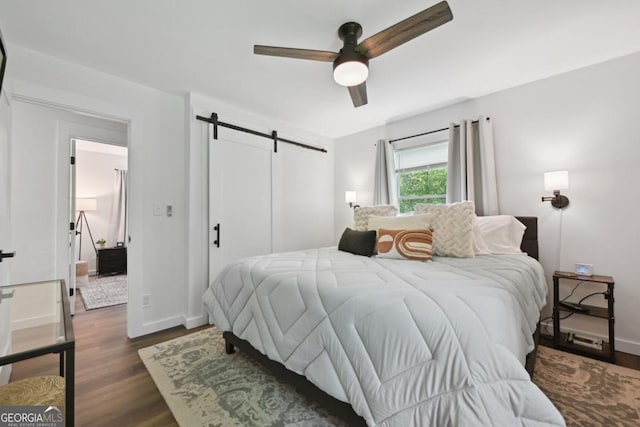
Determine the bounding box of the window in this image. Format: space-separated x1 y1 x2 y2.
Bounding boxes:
393 135 448 214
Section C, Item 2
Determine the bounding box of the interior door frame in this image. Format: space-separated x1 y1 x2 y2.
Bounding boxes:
68 138 77 314
59 127 128 306
0 88 13 385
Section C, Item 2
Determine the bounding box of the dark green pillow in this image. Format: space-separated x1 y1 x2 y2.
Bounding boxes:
338 227 377 257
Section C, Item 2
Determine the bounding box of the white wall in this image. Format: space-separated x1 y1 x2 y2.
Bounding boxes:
75 144 128 272
10 101 127 282
334 125 387 241
184 93 335 328
6 44 185 337
334 51 640 355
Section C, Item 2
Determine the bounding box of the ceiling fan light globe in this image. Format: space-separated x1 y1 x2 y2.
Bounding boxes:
333 61 368 86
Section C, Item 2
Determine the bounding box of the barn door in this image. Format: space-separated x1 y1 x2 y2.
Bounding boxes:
208 129 273 283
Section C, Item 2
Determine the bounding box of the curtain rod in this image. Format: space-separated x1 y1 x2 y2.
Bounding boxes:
196 113 327 153
388 117 490 144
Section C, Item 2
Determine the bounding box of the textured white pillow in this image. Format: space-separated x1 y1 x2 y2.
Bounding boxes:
474 215 525 254
414 201 475 258
367 213 436 232
353 205 397 231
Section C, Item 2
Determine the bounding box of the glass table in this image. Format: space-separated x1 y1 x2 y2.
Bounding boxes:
0 279 75 426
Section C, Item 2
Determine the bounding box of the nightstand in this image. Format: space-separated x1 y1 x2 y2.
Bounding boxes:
552 270 615 363
97 247 127 275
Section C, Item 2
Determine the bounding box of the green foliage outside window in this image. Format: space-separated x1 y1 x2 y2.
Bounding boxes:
398 167 447 213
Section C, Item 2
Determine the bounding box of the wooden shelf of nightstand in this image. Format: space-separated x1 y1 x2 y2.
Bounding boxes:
552 270 615 363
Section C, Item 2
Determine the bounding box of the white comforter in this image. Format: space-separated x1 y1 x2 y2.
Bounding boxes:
203 248 565 426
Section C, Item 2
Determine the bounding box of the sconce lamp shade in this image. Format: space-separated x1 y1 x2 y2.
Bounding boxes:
76 198 97 212
541 171 569 209
345 191 357 204
544 171 569 191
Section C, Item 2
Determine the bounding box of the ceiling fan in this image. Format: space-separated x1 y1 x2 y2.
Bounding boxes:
254 1 453 108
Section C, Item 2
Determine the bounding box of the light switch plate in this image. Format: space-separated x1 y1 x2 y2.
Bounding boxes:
575 263 593 276
153 203 163 216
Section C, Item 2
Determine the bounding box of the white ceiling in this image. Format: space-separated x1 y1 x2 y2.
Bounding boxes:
76 139 128 157
1 1 640 138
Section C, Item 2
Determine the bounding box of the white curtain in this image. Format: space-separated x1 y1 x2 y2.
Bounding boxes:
446 116 499 215
108 169 127 246
373 139 391 205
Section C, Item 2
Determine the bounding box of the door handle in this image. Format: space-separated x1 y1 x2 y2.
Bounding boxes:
213 224 220 248
0 250 15 262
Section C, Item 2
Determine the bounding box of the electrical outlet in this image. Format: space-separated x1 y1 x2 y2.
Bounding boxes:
143 294 151 307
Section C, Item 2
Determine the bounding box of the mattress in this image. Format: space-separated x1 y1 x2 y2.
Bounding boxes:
203 247 565 426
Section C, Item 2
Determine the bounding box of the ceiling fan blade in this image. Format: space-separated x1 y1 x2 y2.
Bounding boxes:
348 82 368 108
355 1 453 59
254 45 339 62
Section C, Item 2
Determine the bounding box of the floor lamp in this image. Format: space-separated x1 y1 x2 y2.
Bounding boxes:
76 198 98 260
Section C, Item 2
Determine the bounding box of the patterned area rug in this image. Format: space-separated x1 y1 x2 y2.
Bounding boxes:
79 274 127 310
139 328 345 426
535 346 640 426
139 328 640 427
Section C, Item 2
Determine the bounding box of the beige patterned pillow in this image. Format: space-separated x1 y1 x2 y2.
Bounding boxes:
367 213 435 232
377 228 433 261
414 201 475 258
353 205 397 231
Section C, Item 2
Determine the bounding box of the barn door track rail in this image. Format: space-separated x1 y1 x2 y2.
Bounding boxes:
196 113 327 154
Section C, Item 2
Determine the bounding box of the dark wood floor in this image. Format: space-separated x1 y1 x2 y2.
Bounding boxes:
11 295 209 427
11 296 640 426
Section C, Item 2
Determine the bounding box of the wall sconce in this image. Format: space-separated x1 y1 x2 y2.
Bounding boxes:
541 171 570 209
345 191 359 209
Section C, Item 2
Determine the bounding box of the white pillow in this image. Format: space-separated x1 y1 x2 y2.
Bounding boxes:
414 201 475 258
353 205 397 231
474 215 525 254
367 213 436 232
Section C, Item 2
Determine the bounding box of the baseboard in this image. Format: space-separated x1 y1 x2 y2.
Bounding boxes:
614 338 640 356
132 313 209 338
12 313 58 331
135 315 184 337
540 320 640 356
0 365 11 386
184 313 208 329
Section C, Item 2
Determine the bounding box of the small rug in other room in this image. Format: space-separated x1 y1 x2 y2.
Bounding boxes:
79 274 127 310
139 327 346 427
139 328 640 427
534 345 640 426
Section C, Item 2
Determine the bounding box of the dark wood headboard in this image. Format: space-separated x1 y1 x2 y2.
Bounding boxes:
515 216 538 260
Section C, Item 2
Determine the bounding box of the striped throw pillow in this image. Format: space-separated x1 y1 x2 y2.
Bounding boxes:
376 228 433 261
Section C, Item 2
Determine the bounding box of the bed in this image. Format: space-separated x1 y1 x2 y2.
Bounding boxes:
203 215 565 426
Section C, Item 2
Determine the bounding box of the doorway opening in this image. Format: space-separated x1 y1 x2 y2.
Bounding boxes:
73 139 128 312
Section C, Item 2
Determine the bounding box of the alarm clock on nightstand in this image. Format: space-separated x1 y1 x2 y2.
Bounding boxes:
575 263 593 276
